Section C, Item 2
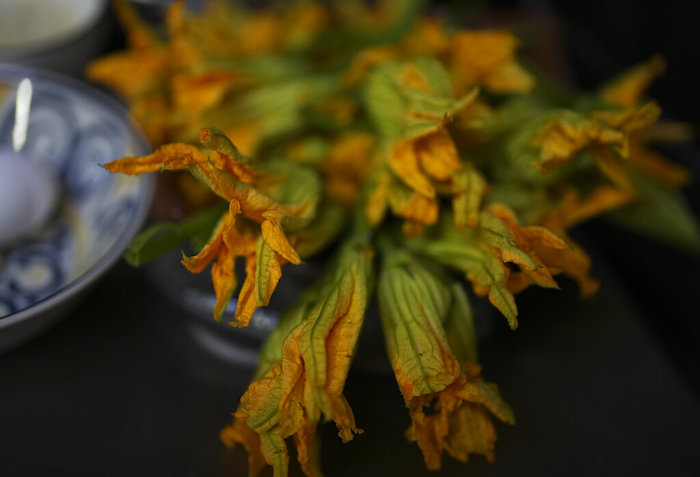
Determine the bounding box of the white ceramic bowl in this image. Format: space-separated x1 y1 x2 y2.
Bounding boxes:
0 64 154 353
0 0 110 76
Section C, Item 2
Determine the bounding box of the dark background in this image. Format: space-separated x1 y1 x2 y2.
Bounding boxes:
546 0 700 395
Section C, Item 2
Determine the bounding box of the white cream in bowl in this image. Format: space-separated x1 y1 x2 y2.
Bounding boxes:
0 149 59 248
0 0 109 76
0 0 105 52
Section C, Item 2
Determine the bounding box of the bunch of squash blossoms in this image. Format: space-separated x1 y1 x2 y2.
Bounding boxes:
89 0 700 475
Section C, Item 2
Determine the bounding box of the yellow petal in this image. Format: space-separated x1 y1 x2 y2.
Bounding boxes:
532 186 635 296
254 237 286 308
365 169 391 227
592 101 662 157
103 143 209 175
284 2 329 50
299 246 372 441
484 61 534 94
400 194 439 226
532 119 624 172
172 71 238 116
222 122 261 158
220 414 267 477
451 30 518 84
211 245 237 321
389 140 436 198
232 253 259 327
261 212 302 265
343 45 398 85
188 162 240 201
628 143 691 188
402 373 513 470
487 204 563 291
388 185 439 227
181 214 225 273
277 328 307 435
600 55 665 108
399 64 432 92
258 430 289 477
415 130 462 182
451 30 532 94
293 419 322 477
591 144 633 190
541 185 636 230
238 363 284 431
451 163 487 230
232 363 291 475
406 393 454 470
322 132 375 208
238 11 284 55
379 261 461 400
200 127 256 183
444 401 498 463
113 0 162 50
86 50 167 98
85 0 165 96
403 18 450 57
534 236 600 298
231 236 287 328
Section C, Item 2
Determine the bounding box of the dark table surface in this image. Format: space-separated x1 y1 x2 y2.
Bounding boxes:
1 241 699 477
2 2 700 476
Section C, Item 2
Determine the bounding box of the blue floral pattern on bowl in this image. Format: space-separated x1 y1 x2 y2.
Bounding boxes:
0 65 153 324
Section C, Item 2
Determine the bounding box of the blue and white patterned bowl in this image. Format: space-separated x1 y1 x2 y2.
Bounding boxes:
0 64 154 353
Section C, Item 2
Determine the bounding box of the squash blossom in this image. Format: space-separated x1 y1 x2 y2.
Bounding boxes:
378 254 514 468
94 1 700 476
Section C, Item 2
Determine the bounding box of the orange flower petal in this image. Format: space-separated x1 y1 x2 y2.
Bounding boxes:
260 212 302 265
365 170 391 227
628 143 691 188
211 245 237 321
600 55 665 108
484 61 534 94
415 130 462 182
452 164 487 230
219 414 267 477
532 119 624 173
389 190 439 226
102 143 206 175
389 140 436 198
181 216 225 273
232 253 259 327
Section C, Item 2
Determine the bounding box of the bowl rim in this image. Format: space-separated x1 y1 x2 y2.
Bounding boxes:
0 63 155 328
0 0 110 60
